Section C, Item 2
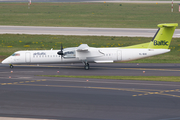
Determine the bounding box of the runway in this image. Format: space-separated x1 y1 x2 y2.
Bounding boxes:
0 63 180 120
1 25 180 38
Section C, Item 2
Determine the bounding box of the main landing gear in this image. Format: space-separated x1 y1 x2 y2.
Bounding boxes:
9 64 13 69
84 62 90 70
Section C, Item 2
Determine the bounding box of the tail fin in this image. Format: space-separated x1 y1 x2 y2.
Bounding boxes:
148 23 178 49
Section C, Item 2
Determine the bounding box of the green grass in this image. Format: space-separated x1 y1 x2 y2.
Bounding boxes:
0 3 180 28
0 34 180 63
39 75 180 82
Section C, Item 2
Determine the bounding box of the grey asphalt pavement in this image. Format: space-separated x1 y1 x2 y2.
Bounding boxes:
0 63 180 120
1 26 180 38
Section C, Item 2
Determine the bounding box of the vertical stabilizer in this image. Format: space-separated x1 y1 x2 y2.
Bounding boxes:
148 23 178 49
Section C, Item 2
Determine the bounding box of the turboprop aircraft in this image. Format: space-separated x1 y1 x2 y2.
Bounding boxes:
1 23 178 70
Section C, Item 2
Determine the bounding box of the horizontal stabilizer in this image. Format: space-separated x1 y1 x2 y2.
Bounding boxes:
158 23 178 28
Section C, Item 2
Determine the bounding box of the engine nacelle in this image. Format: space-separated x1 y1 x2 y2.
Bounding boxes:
63 50 76 58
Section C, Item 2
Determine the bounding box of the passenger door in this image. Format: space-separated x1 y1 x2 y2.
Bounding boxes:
25 52 31 63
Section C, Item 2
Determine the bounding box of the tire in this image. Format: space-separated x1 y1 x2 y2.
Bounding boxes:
10 65 13 69
84 63 89 70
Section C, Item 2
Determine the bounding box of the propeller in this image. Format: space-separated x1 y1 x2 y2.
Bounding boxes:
57 43 64 58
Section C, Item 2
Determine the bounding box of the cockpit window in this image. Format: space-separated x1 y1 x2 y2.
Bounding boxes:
11 53 20 56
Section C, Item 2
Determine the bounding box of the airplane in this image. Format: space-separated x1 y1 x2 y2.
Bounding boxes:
1 23 178 70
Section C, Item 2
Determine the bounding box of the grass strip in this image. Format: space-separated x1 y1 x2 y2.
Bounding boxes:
0 3 179 28
39 75 180 82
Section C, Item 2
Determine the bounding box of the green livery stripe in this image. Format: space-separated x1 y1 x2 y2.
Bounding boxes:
123 42 150 49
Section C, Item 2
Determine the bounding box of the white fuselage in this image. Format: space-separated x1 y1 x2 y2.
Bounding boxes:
1 47 170 65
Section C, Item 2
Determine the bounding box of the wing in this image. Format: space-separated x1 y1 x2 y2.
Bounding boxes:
75 44 104 60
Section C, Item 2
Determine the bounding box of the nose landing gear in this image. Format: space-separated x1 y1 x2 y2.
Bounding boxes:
9 64 14 69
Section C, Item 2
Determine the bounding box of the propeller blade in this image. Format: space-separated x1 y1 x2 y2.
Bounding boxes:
57 43 64 58
61 43 63 51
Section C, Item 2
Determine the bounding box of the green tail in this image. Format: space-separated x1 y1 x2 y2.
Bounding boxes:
148 23 178 49
123 23 178 49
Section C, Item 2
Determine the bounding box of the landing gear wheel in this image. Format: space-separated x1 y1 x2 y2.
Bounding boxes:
84 63 89 70
10 64 13 69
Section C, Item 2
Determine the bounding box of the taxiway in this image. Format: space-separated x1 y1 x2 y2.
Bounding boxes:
0 63 180 120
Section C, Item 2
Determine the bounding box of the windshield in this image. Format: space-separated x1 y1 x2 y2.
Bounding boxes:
11 53 20 56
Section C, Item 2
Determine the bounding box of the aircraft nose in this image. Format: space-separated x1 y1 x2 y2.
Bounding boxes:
1 59 6 64
1 58 9 64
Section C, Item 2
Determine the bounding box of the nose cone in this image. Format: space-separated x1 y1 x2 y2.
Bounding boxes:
1 58 10 64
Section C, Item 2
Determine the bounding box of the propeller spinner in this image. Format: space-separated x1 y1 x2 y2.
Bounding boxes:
57 44 64 58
